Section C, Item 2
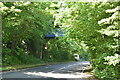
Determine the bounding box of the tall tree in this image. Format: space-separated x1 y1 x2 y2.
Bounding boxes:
53 2 119 79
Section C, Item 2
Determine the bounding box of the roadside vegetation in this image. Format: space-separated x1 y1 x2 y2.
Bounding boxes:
0 1 119 79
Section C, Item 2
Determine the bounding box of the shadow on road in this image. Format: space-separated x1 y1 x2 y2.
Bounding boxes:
2 61 97 80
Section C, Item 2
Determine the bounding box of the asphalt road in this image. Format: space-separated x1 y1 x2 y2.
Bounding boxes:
2 61 95 80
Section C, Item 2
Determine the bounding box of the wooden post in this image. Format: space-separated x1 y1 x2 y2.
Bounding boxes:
40 44 43 59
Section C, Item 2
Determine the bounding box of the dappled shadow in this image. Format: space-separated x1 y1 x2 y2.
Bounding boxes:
24 71 93 78
3 61 94 79
23 61 93 78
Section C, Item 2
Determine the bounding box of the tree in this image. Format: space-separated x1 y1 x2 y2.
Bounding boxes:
1 2 53 65
97 5 119 79
53 2 119 79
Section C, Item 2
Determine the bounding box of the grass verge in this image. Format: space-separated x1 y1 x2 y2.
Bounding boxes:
1 60 74 72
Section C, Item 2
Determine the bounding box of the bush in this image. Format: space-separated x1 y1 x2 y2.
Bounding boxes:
2 47 43 66
19 54 42 64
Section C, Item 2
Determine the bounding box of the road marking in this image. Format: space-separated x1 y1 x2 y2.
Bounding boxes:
50 63 79 73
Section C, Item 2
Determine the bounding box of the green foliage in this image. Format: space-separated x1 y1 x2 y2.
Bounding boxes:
104 54 120 66
45 38 74 61
1 2 119 79
1 2 53 65
53 2 119 79
2 53 43 66
1 2 74 67
93 65 119 79
97 4 120 79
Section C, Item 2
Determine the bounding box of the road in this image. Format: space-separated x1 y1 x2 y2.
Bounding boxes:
2 61 95 80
